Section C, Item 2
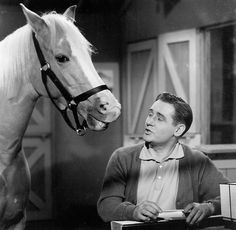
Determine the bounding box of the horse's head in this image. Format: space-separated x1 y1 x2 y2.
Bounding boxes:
20 4 121 134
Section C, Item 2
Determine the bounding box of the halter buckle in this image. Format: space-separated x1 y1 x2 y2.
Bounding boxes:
76 128 86 136
40 63 50 72
68 100 76 109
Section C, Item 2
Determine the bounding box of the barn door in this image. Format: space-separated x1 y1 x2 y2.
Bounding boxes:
158 29 201 146
124 39 158 146
23 98 52 220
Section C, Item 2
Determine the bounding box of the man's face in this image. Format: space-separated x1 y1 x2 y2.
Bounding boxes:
143 100 179 145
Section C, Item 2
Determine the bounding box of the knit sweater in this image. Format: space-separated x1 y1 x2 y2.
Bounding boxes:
97 143 229 222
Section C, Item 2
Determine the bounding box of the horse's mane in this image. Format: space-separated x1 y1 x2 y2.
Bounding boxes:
0 25 32 95
0 11 93 96
42 12 94 55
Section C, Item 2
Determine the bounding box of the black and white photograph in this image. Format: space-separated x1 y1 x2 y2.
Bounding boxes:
0 0 235 230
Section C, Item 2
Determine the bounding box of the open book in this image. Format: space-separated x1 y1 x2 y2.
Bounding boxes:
158 209 186 220
111 210 186 230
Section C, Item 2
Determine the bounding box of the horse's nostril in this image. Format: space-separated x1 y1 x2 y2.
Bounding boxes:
100 103 108 111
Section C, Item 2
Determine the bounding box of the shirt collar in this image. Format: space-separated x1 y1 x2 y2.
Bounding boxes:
139 142 184 163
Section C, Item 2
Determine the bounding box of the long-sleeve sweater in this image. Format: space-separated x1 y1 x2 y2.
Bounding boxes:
97 143 229 222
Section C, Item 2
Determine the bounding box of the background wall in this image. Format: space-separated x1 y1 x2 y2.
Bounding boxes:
120 0 236 145
122 0 236 42
0 5 25 40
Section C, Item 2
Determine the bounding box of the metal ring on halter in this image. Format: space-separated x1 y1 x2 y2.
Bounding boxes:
76 120 88 135
40 63 50 71
68 100 76 109
76 128 86 135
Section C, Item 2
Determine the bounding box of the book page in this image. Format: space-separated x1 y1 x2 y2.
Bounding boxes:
158 209 186 220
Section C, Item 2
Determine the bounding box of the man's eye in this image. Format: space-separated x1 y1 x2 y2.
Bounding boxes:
55 55 69 63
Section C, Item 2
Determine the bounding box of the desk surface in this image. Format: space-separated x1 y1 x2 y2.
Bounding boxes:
224 218 236 230
196 144 236 154
111 215 229 230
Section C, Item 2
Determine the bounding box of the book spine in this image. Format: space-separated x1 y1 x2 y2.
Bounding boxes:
111 221 123 230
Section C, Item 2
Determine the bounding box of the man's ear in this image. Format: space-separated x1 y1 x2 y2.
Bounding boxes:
174 124 186 137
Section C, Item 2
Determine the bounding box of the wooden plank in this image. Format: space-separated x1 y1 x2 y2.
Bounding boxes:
163 43 187 101
23 138 52 220
196 144 236 154
131 51 153 133
111 215 224 230
158 29 199 134
127 39 157 135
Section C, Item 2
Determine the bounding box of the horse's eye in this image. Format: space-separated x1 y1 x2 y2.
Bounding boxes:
55 55 69 63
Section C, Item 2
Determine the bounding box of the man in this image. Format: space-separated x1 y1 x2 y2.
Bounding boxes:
97 92 229 225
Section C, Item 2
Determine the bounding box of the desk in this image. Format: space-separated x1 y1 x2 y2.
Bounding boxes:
111 215 229 230
224 218 236 230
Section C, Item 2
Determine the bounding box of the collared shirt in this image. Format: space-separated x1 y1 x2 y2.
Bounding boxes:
137 143 184 210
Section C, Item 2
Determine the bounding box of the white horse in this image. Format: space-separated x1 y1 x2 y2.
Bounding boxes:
0 4 121 230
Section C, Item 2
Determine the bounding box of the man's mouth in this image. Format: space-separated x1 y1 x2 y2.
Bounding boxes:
144 128 152 134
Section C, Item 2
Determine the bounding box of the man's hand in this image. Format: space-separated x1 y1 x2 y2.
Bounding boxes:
133 201 162 222
184 202 215 225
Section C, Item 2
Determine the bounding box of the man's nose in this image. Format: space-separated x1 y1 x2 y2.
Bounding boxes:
146 117 154 126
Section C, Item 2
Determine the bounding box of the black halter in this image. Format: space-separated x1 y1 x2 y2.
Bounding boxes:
32 32 109 135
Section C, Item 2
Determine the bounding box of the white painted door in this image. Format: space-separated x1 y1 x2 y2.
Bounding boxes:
124 39 158 146
24 97 52 220
158 29 201 146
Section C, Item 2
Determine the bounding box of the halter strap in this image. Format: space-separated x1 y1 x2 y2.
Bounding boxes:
32 32 109 135
32 32 73 102
73 84 108 103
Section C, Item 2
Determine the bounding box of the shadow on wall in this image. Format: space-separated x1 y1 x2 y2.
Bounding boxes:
26 106 122 228
29 158 110 229
154 0 181 15
54 117 121 227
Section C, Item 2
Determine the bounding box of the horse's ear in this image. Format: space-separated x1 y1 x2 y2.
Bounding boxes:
63 5 77 22
20 4 49 36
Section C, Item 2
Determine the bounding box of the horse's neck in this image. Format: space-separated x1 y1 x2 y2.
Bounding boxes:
0 90 37 166
0 27 39 167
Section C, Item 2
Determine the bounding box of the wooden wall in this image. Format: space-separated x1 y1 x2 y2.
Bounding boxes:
121 0 236 42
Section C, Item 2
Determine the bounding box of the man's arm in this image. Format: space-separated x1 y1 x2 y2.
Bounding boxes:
198 155 230 214
184 201 216 225
97 148 162 222
97 149 136 222
184 152 230 225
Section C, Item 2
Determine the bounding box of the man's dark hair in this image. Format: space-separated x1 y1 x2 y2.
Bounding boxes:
155 92 193 136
